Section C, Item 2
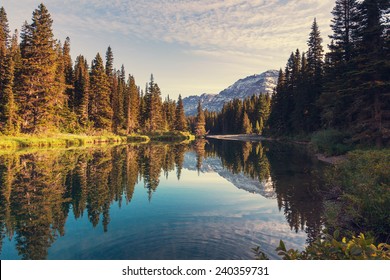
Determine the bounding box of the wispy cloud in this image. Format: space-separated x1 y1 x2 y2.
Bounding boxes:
2 0 336 96
48 0 334 57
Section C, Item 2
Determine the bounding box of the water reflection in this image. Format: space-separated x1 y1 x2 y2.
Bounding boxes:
0 140 325 259
204 140 325 244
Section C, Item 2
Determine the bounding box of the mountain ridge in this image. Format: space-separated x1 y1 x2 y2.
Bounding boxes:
183 70 279 116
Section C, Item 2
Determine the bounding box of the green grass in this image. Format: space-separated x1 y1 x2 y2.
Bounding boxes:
0 131 194 150
0 134 128 149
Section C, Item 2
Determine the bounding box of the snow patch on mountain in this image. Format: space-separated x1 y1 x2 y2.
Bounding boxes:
183 70 279 116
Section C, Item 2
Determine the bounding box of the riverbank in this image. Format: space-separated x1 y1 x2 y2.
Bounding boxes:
0 131 194 149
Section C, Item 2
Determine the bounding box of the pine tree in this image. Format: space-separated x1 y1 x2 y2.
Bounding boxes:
308 19 324 81
53 41 68 130
105 46 114 77
306 19 324 132
150 82 163 131
63 37 74 110
143 80 152 130
144 74 163 131
321 1 360 129
89 53 113 130
268 69 287 135
9 30 21 81
346 0 390 145
0 7 9 51
255 120 261 135
0 6 11 132
175 94 187 131
242 112 252 134
139 88 146 128
17 4 65 133
162 96 176 131
195 101 206 137
292 52 311 133
118 65 126 129
111 71 121 132
257 94 271 133
0 54 17 134
329 0 359 63
284 51 300 133
125 75 139 133
74 55 90 126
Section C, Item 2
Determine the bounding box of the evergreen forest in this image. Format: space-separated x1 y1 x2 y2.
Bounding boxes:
205 0 389 148
0 4 189 137
1 1 388 146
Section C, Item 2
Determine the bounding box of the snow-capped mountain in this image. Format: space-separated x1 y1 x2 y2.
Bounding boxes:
183 70 279 116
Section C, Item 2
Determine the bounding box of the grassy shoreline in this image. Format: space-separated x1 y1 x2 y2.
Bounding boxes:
0 131 194 149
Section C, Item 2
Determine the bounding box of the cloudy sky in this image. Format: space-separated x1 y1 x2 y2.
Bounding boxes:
2 0 335 99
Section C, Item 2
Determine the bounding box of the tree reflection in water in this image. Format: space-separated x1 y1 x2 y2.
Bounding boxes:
205 140 325 244
0 140 325 259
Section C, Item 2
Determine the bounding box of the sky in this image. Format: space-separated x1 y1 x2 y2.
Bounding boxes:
2 0 335 100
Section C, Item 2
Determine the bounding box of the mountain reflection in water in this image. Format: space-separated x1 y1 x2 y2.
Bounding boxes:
0 140 325 260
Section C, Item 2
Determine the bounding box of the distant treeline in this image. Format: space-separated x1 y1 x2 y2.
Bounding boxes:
0 4 189 135
203 94 271 135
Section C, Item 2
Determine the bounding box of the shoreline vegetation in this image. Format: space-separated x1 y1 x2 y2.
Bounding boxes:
0 131 195 149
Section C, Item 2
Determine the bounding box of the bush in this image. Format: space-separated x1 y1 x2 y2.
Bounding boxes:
326 149 390 242
311 129 353 156
254 231 390 260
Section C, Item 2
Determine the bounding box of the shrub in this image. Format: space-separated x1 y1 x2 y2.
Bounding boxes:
254 231 390 260
311 129 353 156
326 149 390 242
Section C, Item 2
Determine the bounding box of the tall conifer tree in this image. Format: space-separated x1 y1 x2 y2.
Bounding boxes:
0 54 17 134
89 53 113 130
307 19 324 131
330 0 359 63
0 7 9 51
346 0 390 145
242 112 252 134
125 75 139 133
74 55 90 126
195 101 206 137
175 94 187 131
0 7 11 132
63 37 74 110
105 46 114 77
17 4 65 133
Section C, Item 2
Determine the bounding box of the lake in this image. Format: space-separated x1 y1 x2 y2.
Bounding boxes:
0 139 326 260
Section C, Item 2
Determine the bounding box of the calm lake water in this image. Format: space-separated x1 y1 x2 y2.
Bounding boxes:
0 139 326 260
